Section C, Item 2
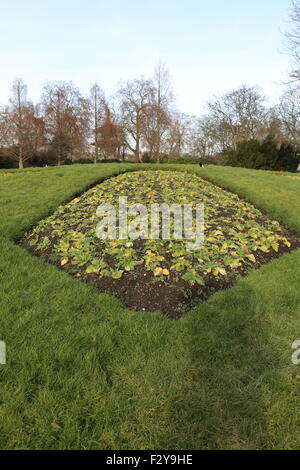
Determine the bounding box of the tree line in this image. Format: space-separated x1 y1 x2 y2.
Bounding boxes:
1 74 299 170
1 1 300 170
0 64 188 168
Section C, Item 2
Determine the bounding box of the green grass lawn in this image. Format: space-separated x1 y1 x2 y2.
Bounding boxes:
0 163 300 449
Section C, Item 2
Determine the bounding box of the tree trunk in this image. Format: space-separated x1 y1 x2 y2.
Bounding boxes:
94 141 99 164
156 144 161 163
116 146 121 161
135 137 140 162
18 146 24 169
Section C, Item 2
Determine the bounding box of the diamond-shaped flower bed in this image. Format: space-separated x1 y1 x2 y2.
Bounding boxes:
20 171 300 318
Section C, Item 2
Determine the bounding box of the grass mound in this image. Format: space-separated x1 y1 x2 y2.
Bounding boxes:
20 170 300 317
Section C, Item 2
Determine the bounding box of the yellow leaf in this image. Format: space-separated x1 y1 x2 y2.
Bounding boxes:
218 268 227 276
86 266 99 274
212 267 226 276
220 244 229 253
162 269 170 276
230 261 241 269
61 259 68 266
146 250 155 257
247 254 256 263
154 267 163 277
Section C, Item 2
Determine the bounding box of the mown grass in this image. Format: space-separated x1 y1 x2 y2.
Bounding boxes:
0 163 300 449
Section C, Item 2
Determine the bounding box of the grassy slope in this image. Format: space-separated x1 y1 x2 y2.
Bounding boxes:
198 165 300 233
0 163 299 450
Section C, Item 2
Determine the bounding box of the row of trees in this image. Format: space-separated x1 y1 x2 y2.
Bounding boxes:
0 64 192 168
188 85 300 165
2 75 299 169
0 79 126 168
1 1 300 170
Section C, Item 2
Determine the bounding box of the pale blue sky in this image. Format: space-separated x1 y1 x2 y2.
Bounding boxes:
0 0 293 114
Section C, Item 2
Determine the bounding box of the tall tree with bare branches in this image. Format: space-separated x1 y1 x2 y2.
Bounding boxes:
152 62 173 162
12 79 28 168
118 78 155 162
0 106 12 149
0 79 45 168
207 85 267 150
286 0 300 82
42 81 89 165
278 87 300 145
89 83 107 163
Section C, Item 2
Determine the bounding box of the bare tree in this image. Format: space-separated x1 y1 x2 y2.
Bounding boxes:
118 78 155 162
89 83 107 163
286 0 300 82
165 112 190 159
142 101 171 161
278 87 300 145
0 79 45 168
207 85 267 150
96 106 124 160
42 81 89 165
254 107 287 147
0 106 12 148
187 116 220 160
280 1 300 145
12 79 28 168
152 62 173 162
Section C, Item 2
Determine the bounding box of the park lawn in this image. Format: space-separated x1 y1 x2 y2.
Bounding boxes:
0 163 300 449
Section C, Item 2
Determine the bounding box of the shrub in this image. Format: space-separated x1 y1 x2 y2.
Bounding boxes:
224 137 300 172
277 143 300 172
142 152 155 163
74 158 94 164
225 140 265 169
29 151 57 167
0 150 15 169
97 158 125 163
170 156 199 164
